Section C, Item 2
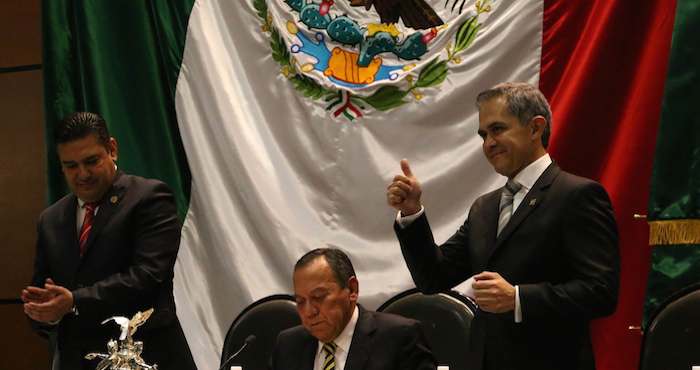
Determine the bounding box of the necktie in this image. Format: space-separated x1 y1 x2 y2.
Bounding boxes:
497 179 522 236
322 342 337 370
79 202 97 256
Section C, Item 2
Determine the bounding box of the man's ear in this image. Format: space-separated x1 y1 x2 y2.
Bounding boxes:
529 116 546 141
108 137 119 161
347 276 359 301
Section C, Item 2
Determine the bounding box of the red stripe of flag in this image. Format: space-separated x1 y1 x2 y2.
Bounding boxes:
540 1 677 369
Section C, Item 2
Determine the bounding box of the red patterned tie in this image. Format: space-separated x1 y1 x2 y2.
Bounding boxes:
79 202 97 256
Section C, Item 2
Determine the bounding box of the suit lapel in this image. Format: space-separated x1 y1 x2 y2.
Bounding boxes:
489 164 560 260
298 333 317 370
474 191 501 270
81 172 126 260
61 195 82 277
345 306 374 370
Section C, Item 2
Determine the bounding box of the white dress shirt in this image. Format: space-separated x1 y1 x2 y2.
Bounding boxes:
313 305 359 370
396 154 552 323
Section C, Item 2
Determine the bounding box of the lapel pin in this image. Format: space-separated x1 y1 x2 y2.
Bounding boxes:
529 198 537 206
110 195 119 204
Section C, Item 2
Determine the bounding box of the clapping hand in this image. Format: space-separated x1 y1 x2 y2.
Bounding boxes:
22 278 74 323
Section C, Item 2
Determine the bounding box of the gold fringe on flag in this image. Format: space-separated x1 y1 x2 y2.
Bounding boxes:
649 220 700 245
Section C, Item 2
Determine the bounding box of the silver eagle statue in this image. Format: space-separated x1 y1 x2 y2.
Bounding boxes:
85 308 158 370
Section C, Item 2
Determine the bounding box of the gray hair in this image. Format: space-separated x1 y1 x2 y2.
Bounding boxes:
476 82 552 148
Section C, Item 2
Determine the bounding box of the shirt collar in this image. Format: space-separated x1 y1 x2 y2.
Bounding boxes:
512 153 552 191
334 305 359 353
77 198 98 209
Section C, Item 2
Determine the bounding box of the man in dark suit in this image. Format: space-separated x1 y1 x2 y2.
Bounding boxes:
386 82 619 370
21 112 197 370
271 248 436 370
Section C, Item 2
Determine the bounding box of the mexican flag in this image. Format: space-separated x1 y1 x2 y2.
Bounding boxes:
43 1 676 370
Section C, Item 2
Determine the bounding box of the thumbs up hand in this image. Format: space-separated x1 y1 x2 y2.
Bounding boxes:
387 159 423 216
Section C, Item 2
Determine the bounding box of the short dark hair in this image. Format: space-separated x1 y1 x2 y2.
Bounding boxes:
55 112 111 147
476 82 552 148
295 248 357 288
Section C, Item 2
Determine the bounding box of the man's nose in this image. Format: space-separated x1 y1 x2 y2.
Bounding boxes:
301 303 319 318
77 165 91 179
483 135 496 148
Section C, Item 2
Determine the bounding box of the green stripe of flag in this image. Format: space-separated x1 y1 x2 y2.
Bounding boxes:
42 0 195 218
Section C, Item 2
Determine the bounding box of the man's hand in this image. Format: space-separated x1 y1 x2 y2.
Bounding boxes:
23 280 74 323
387 159 423 216
21 278 57 304
472 271 516 313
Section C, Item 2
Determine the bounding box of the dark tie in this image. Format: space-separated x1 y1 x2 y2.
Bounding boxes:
497 180 522 236
322 342 337 370
79 202 97 256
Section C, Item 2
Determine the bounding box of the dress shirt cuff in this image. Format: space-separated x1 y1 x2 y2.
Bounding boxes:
46 305 78 326
395 206 425 228
514 285 522 323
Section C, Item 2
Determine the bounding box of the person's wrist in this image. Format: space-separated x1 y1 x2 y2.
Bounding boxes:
400 203 421 217
64 291 76 316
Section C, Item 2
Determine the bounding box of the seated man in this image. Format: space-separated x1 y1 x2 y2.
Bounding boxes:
271 248 436 370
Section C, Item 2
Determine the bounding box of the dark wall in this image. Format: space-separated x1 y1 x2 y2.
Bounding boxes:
0 0 51 368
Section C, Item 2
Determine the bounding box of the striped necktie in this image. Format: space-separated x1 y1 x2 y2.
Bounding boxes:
497 179 522 236
322 342 338 370
79 202 97 256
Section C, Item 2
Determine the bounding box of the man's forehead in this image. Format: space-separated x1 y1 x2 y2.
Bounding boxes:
478 96 508 114
479 98 518 124
57 136 108 158
294 263 338 290
294 278 338 298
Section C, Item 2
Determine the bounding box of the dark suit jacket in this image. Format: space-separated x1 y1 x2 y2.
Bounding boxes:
30 171 196 370
395 163 619 370
270 305 436 370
